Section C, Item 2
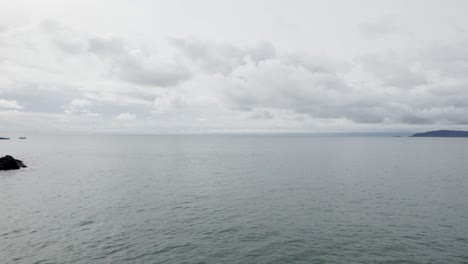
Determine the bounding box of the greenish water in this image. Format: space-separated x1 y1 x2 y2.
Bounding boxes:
1 136 468 263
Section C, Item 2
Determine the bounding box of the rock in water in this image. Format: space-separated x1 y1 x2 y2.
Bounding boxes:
0 155 27 170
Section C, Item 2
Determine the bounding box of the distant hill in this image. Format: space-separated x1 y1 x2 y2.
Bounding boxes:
412 130 468 137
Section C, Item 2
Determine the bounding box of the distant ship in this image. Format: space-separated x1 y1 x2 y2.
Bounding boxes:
19 137 26 139
0 137 10 140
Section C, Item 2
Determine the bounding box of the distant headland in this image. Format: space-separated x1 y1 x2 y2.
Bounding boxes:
412 130 468 137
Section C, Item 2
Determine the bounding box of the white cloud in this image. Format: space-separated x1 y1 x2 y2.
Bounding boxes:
0 99 22 109
115 113 136 120
70 98 91 108
64 98 94 115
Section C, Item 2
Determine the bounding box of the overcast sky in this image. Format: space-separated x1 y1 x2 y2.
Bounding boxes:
1 0 468 133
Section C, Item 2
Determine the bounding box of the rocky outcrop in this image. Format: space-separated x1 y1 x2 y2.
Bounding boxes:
0 155 27 170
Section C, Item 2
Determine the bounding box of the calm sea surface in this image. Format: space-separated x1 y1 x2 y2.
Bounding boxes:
1 135 468 263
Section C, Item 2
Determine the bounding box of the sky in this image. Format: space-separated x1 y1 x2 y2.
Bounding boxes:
1 0 468 133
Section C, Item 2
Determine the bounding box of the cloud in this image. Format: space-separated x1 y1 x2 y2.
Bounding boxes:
250 109 274 120
218 58 354 118
1 14 468 132
190 45 468 126
359 16 401 38
111 49 191 87
87 35 126 57
153 91 185 113
41 20 191 87
165 35 468 127
69 98 92 108
421 38 468 80
40 19 88 54
0 99 22 109
0 24 8 33
171 37 276 74
358 51 428 88
115 112 136 120
63 98 97 115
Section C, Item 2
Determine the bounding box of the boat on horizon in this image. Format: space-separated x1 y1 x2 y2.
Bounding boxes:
0 137 10 140
19 137 26 139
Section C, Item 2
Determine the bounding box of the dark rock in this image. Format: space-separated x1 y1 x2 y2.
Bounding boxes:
412 130 468 137
0 155 27 170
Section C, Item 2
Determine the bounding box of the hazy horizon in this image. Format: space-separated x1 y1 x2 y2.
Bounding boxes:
1 131 416 136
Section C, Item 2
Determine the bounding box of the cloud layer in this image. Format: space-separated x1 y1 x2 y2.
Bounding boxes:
1 1 468 133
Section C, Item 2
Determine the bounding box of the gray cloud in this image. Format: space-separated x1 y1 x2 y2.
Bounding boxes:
110 52 191 87
2 3 468 133
250 109 274 120
219 59 363 120
171 38 276 74
41 21 191 87
87 35 126 57
358 52 427 88
421 38 468 79
197 43 468 126
1 83 79 113
0 24 8 33
359 16 401 38
40 19 88 54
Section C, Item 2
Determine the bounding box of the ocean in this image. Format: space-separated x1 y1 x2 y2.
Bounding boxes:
1 135 468 263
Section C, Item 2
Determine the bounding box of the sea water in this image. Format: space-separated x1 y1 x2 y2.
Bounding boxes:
1 135 468 263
